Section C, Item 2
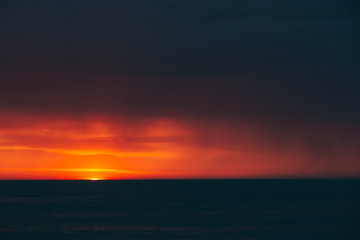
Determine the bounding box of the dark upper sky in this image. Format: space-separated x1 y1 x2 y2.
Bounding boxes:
0 0 359 122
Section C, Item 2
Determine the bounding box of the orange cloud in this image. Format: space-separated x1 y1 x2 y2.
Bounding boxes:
0 111 359 179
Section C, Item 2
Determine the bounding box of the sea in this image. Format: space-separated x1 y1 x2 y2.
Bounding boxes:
0 180 359 240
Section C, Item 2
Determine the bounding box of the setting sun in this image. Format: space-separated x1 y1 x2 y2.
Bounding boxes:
90 178 102 181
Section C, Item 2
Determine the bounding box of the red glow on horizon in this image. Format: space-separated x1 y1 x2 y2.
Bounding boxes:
0 112 359 180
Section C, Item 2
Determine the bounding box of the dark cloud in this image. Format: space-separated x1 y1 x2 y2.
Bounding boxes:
0 0 359 122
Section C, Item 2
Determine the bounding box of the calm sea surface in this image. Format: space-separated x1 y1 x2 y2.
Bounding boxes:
0 180 359 240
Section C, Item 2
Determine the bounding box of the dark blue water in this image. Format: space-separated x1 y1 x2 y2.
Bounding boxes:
0 180 359 239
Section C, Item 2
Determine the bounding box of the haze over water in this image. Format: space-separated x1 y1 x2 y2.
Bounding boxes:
0 180 359 240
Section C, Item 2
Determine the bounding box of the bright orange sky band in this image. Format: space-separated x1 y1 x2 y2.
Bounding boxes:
0 111 359 180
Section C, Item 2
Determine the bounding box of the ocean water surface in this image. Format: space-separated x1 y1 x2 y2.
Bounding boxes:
0 180 359 239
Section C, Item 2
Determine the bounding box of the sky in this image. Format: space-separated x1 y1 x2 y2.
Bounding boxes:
0 0 359 179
